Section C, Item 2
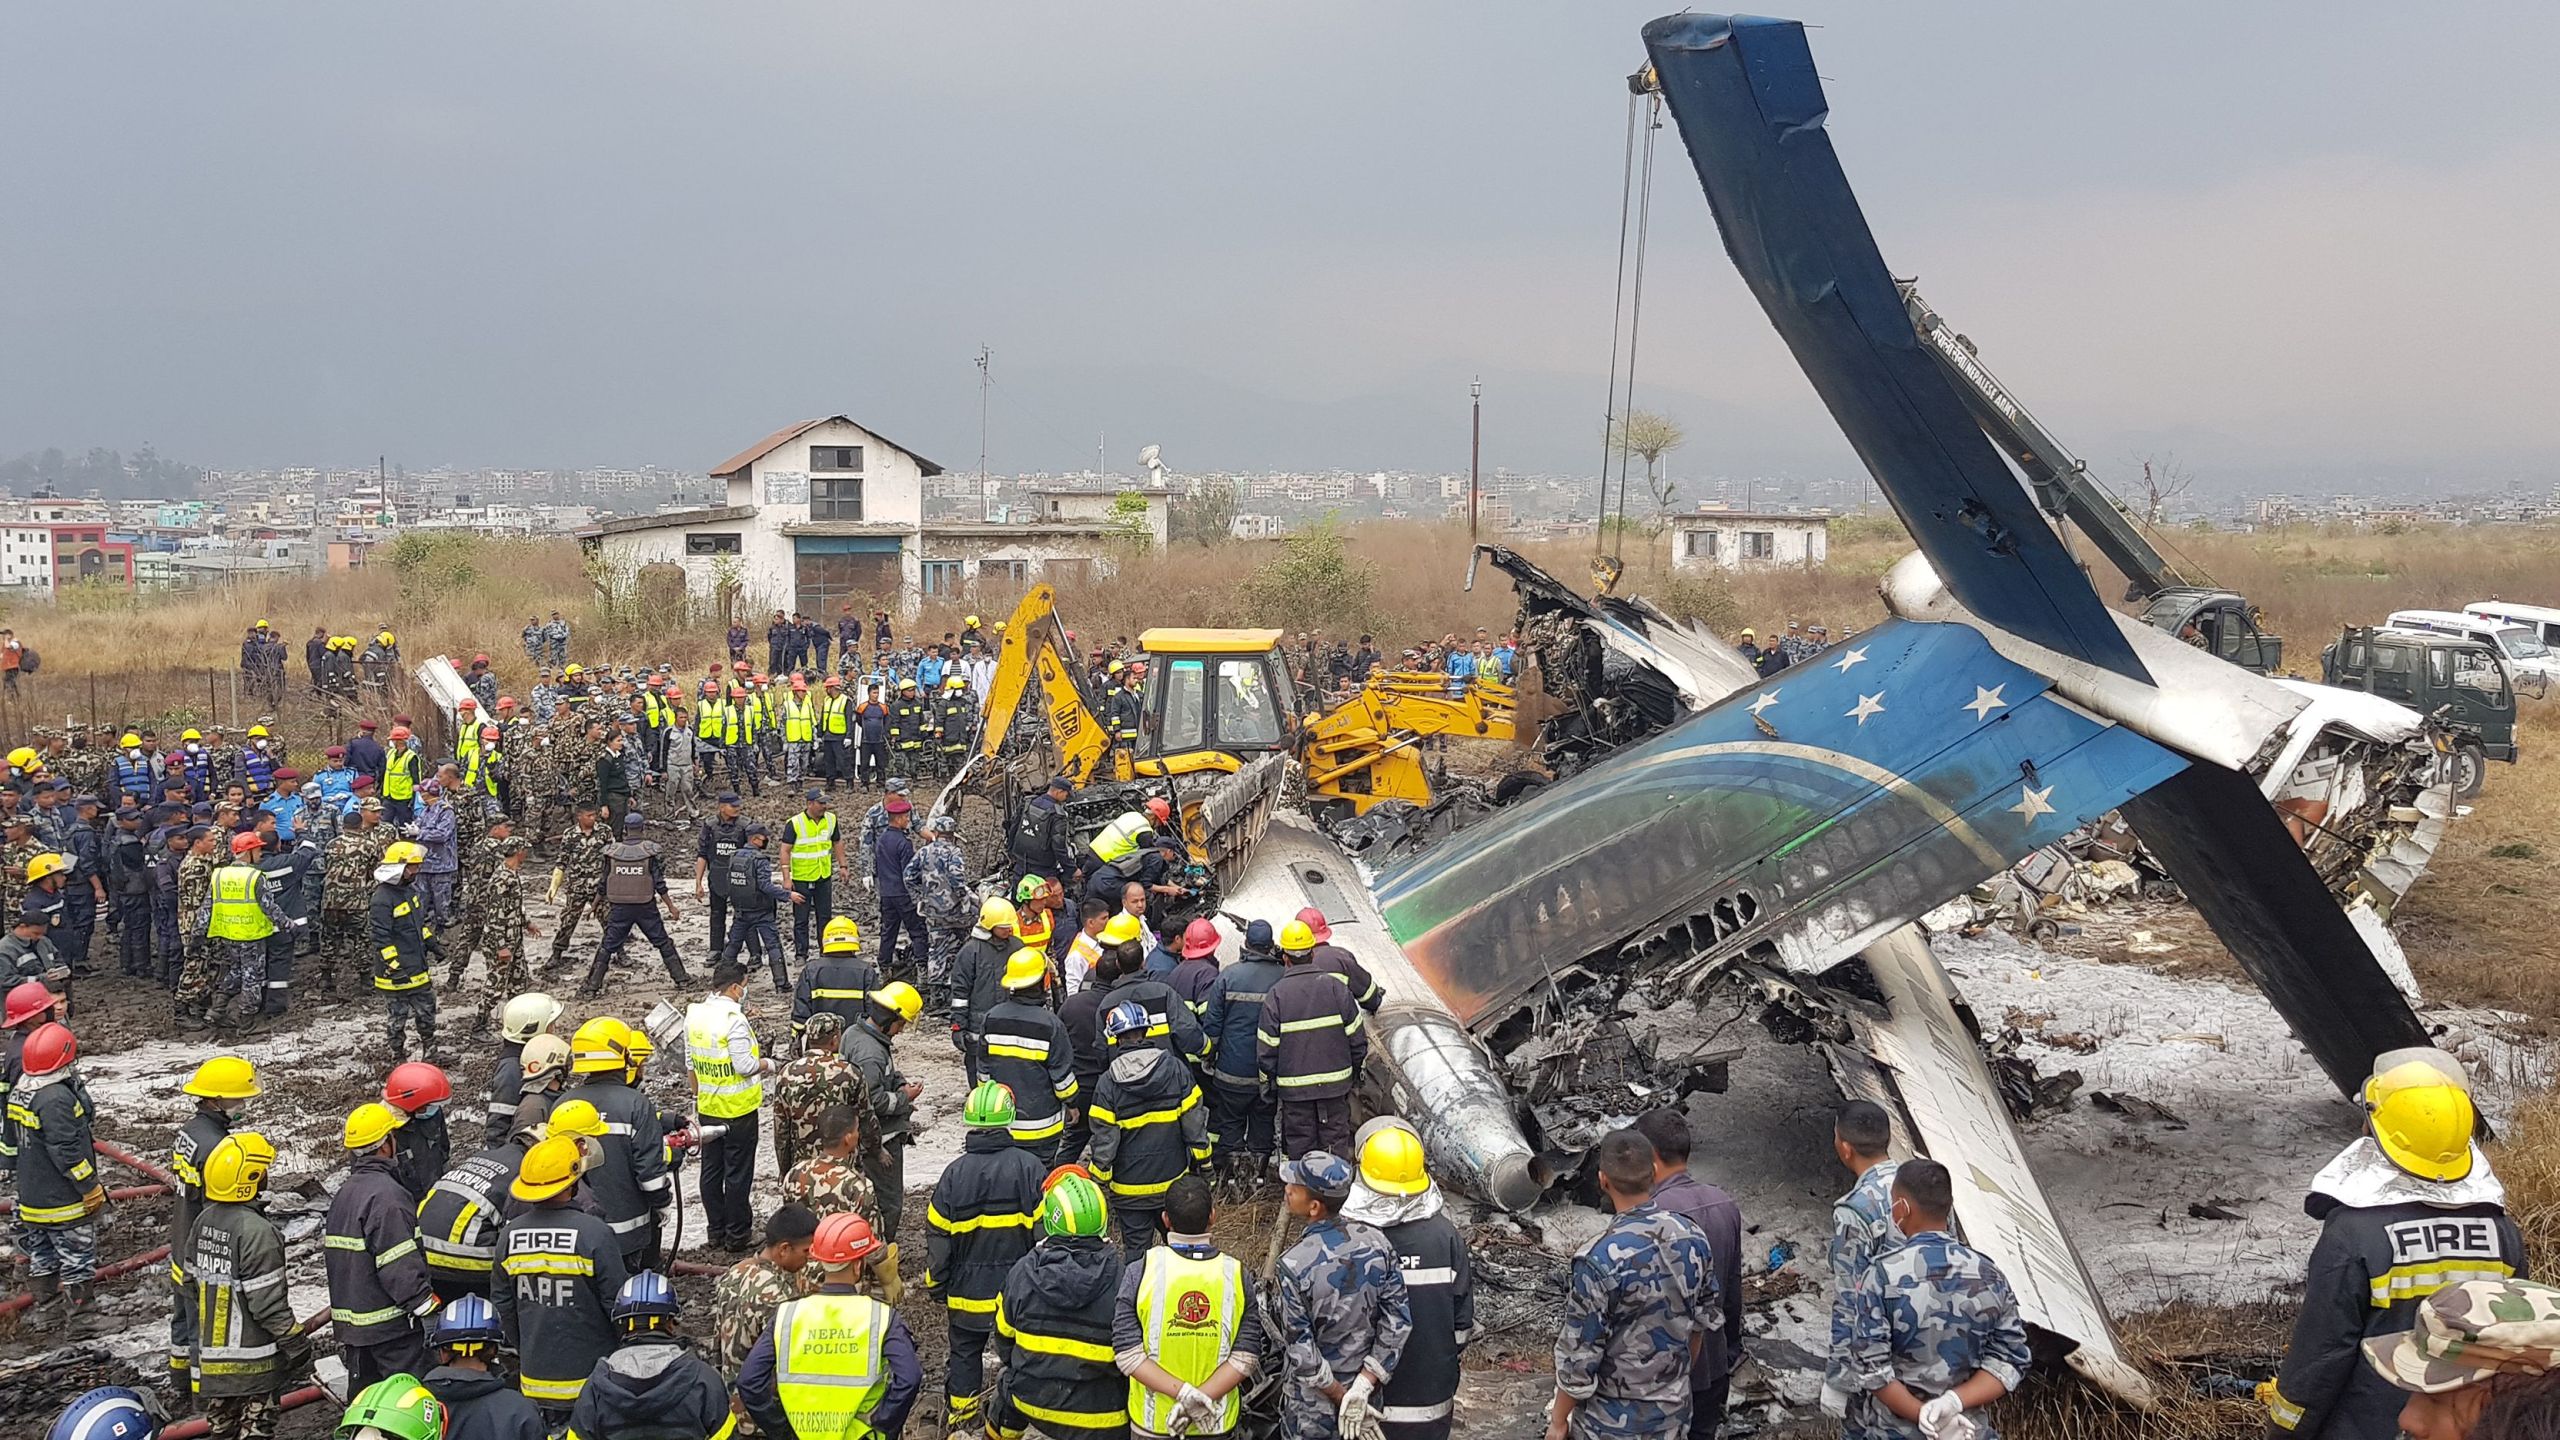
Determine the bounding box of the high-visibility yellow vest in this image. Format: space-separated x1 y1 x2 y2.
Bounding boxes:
383 747 417 801
697 700 726 740
686 999 763 1119
207 865 276 941
823 695 851 735
457 729 481 773
774 1291 894 1439
1130 1249 1245 1433
644 693 670 728
786 812 838 882
1089 811 1150 864
783 697 817 743
462 747 496 796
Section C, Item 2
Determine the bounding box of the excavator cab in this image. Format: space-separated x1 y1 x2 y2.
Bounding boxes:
1135 628 1300 768
2140 587 2284 674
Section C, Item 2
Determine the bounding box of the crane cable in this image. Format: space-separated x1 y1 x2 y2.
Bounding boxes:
1596 76 1663 559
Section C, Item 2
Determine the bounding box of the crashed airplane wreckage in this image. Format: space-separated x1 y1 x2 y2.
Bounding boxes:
1278 12 2458 1406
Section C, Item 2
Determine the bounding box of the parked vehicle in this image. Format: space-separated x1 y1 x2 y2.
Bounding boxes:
2464 600 2560 651
2322 625 2518 798
2385 609 2558 692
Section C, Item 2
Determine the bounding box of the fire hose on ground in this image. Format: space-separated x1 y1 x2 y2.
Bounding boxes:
94 1138 180 1189
0 1244 175 1316
0 1183 166 1214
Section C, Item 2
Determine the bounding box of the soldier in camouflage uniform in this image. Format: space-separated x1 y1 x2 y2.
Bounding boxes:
545 802 609 970
0 813 43 928
1825 1101 1904 1417
782 1105 883 1249
205 729 245 794
2361 1277 2560 1430
769 1012 866 1179
1837 1158 2029 1440
515 726 563 846
1552 1130 1719 1440
904 813 972 1009
173 826 222 1023
315 800 387 995
710 1204 818 1386
470 836 538 1031
445 813 514 989
1275 1151 1412 1440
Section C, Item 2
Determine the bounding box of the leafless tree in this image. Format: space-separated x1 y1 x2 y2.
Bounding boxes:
2136 454 2196 525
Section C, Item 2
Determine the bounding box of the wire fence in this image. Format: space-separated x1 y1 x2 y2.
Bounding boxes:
0 667 431 755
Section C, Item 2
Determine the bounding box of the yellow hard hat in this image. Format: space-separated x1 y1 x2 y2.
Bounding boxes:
202 1131 277 1204
119 732 142 748
1100 913 1144 947
380 840 426 867
823 916 862 953
624 1031 654 1068
512 1135 584 1201
1002 946 1048 991
2371 1082 2477 1182
1277 920 1316 953
254 619 269 628
965 615 981 626
181 729 203 742
25 852 69 884
978 896 1019 932
246 724 269 739
183 1054 262 1100
1360 1125 1431 1197
6 747 36 770
343 1100 406 1151
563 663 583 677
872 982 923 1025
570 1016 633 1074
545 1097 606 1140
944 675 966 689
378 630 396 645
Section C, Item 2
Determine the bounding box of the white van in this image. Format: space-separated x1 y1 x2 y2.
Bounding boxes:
2465 600 2560 651
2387 608 2559 691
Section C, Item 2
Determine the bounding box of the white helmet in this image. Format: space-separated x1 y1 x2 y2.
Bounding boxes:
499 992 565 1044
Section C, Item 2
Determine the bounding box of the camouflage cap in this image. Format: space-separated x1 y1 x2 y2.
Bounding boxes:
802 1011 846 1043
2364 1278 2560 1393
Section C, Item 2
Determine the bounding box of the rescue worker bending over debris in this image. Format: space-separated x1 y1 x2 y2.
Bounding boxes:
2265 1048 2527 1440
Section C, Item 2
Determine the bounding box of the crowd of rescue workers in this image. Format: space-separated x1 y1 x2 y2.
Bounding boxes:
3 608 2555 1440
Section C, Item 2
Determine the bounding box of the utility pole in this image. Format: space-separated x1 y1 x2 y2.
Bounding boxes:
1468 376 1483 540
976 345 992 521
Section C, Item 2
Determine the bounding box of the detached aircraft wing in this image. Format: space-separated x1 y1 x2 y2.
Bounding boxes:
1637 11 2431 1099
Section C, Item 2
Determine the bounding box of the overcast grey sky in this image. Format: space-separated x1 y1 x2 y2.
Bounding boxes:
5 3 2554 490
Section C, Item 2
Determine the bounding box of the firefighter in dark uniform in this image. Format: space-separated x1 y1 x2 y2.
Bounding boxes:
990 1173 1126 1440
182 1132 316 1439
2264 1049 2528 1440
166 1055 257 1394
1256 926 1366 1161
326 1100 442 1390
976 947 1080 1166
1096 913 1209 1068
887 679 931 776
419 1119 534 1304
567 1016 673 1273
1006 776 1078 886
838 982 924 1243
926 1081 1050 1438
792 915 880 1041
1090 1001 1211 1259
1345 1119 1475 1440
493 1134 629 1424
583 814 690 997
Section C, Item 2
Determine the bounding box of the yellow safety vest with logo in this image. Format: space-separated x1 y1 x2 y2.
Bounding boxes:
207 864 277 941
783 697 817 744
823 694 851 736
383 746 417 801
774 1291 895 1439
687 999 764 1119
1088 811 1150 864
1130 1248 1246 1432
786 812 838 882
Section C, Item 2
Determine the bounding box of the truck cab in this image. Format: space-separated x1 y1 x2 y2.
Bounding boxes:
2321 625 2518 798
2139 587 2283 674
1136 628 1302 769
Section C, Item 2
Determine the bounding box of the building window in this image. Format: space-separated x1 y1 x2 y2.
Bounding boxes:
983 559 1029 586
797 551 900 617
810 445 864 472
1684 530 1718 560
684 532 742 556
811 479 864 522
1741 531 1776 560
921 560 963 596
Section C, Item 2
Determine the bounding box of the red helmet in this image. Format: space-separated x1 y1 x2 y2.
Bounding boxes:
389 726 412 742
472 653 490 666
383 1061 452 1112
495 696 518 712
5 978 53 1028
1144 797 1172 825
457 698 476 711
810 1211 882 1267
1181 918 1221 959
1294 906 1333 943
230 831 264 856
21 1022 75 1076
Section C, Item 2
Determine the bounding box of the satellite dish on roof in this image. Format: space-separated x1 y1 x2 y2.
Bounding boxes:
1139 445 1166 489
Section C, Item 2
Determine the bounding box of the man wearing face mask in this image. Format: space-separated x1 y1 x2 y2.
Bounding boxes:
1835 1159 2030 1440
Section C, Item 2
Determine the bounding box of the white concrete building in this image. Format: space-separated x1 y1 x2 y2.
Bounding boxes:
582 416 1163 617
1666 510 1832 571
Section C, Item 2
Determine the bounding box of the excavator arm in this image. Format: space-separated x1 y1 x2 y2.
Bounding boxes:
976 583 1114 787
1301 671 1519 808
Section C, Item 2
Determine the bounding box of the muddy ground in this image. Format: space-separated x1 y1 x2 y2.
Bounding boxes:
5 773 2550 1437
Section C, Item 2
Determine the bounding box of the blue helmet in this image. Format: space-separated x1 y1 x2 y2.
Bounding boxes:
1103 1001 1150 1044
613 1269 681 1327
50 1388 161 1440
432 1293 503 1349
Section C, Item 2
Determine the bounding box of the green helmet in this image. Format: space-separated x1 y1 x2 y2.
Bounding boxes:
963 1080 1018 1129
338 1373 446 1440
1042 1175 1110 1238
